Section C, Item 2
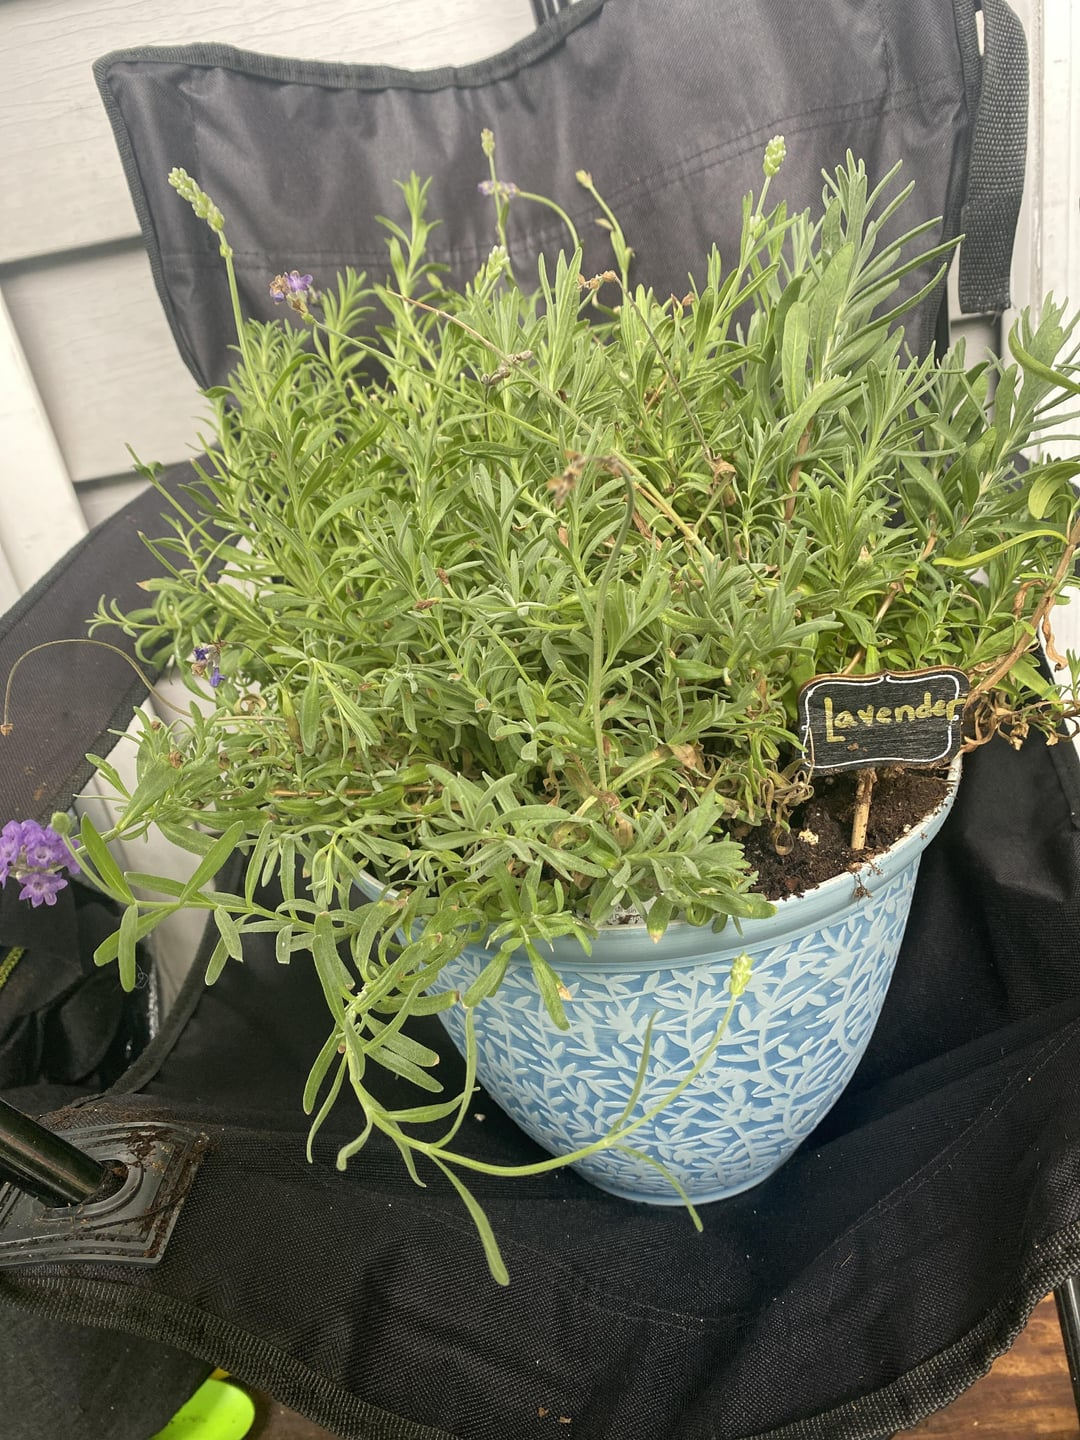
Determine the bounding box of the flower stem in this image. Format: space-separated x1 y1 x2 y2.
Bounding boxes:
1 639 187 737
591 459 637 793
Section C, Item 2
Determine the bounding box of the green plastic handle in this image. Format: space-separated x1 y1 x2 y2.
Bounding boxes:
149 1378 256 1440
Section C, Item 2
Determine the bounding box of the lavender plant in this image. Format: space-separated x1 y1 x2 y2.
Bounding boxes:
8 138 1080 1279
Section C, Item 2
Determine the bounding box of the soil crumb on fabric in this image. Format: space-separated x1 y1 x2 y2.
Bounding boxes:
742 766 951 900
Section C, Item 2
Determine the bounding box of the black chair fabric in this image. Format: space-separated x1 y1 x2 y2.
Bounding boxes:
4 733 1080 1440
93 0 1002 391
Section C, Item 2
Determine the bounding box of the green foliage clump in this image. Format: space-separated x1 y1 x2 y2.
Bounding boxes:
72 145 1080 1277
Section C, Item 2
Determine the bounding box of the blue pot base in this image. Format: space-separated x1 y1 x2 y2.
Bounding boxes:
580 1154 788 1207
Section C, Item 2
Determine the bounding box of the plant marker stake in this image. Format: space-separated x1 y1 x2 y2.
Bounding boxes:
851 768 877 852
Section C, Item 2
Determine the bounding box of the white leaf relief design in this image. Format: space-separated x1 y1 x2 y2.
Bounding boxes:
438 863 923 1203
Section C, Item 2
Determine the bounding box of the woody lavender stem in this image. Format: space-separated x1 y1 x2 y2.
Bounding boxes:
851 768 877 852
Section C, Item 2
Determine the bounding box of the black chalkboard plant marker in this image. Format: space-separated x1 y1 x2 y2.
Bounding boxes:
797 665 973 854
5 138 1080 1283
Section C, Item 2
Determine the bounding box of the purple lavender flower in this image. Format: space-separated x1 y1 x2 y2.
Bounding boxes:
477 180 519 199
192 643 224 688
18 869 68 908
269 270 318 316
23 827 77 871
0 820 25 883
0 818 80 906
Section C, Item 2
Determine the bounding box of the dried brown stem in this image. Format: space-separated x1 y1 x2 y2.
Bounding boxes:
967 511 1080 706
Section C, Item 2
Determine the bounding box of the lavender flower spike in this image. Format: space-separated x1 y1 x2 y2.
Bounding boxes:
269 270 318 317
18 870 69 908
477 180 520 200
0 818 80 907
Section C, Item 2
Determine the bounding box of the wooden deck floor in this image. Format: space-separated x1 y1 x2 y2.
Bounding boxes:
898 1296 1079 1439
241 1294 1079 1438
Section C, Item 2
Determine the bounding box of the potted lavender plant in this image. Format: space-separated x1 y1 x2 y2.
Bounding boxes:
5 136 1079 1282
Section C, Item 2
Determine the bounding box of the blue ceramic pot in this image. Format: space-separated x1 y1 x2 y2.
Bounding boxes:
429 771 958 1205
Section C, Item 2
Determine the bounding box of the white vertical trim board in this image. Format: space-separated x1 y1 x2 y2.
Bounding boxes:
1007 0 1080 379
0 288 87 594
1006 0 1080 701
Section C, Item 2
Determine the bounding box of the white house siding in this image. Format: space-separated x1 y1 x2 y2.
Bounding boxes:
0 0 538 582
1008 0 1080 660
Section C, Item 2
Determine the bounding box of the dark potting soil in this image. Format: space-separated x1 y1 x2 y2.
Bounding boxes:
742 765 952 901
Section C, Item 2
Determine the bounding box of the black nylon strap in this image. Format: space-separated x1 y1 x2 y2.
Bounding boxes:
958 0 1029 314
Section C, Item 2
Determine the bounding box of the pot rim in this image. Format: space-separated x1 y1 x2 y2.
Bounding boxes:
356 758 962 967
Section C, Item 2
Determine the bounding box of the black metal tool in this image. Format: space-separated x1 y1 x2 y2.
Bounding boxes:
1055 1278 1080 1424
0 1095 108 1205
0 1100 207 1267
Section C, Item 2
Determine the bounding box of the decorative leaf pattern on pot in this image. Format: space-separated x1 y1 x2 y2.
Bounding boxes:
438 866 917 1202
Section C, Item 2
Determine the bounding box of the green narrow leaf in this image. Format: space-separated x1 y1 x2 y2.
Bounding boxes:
383 1095 470 1124
78 815 134 902
607 1013 657 1133
156 821 218 857
244 822 275 906
1010 324 1080 397
306 1057 350 1162
311 912 353 1016
123 872 188 898
367 1044 444 1092
299 673 322 752
213 906 244 961
280 686 302 748
934 528 1068 567
303 1028 346 1115
462 953 509 1008
431 1158 510 1286
527 946 569 1030
610 1144 703 1227
117 902 139 991
346 899 397 977
180 821 245 900
275 925 294 965
93 930 121 969
333 1111 376 1169
646 896 676 943
1028 460 1080 520
780 299 811 413
204 936 230 985
1008 651 1055 699
122 760 181 829
84 754 130 799
809 240 855 371
365 1021 442 1070
785 376 846 447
